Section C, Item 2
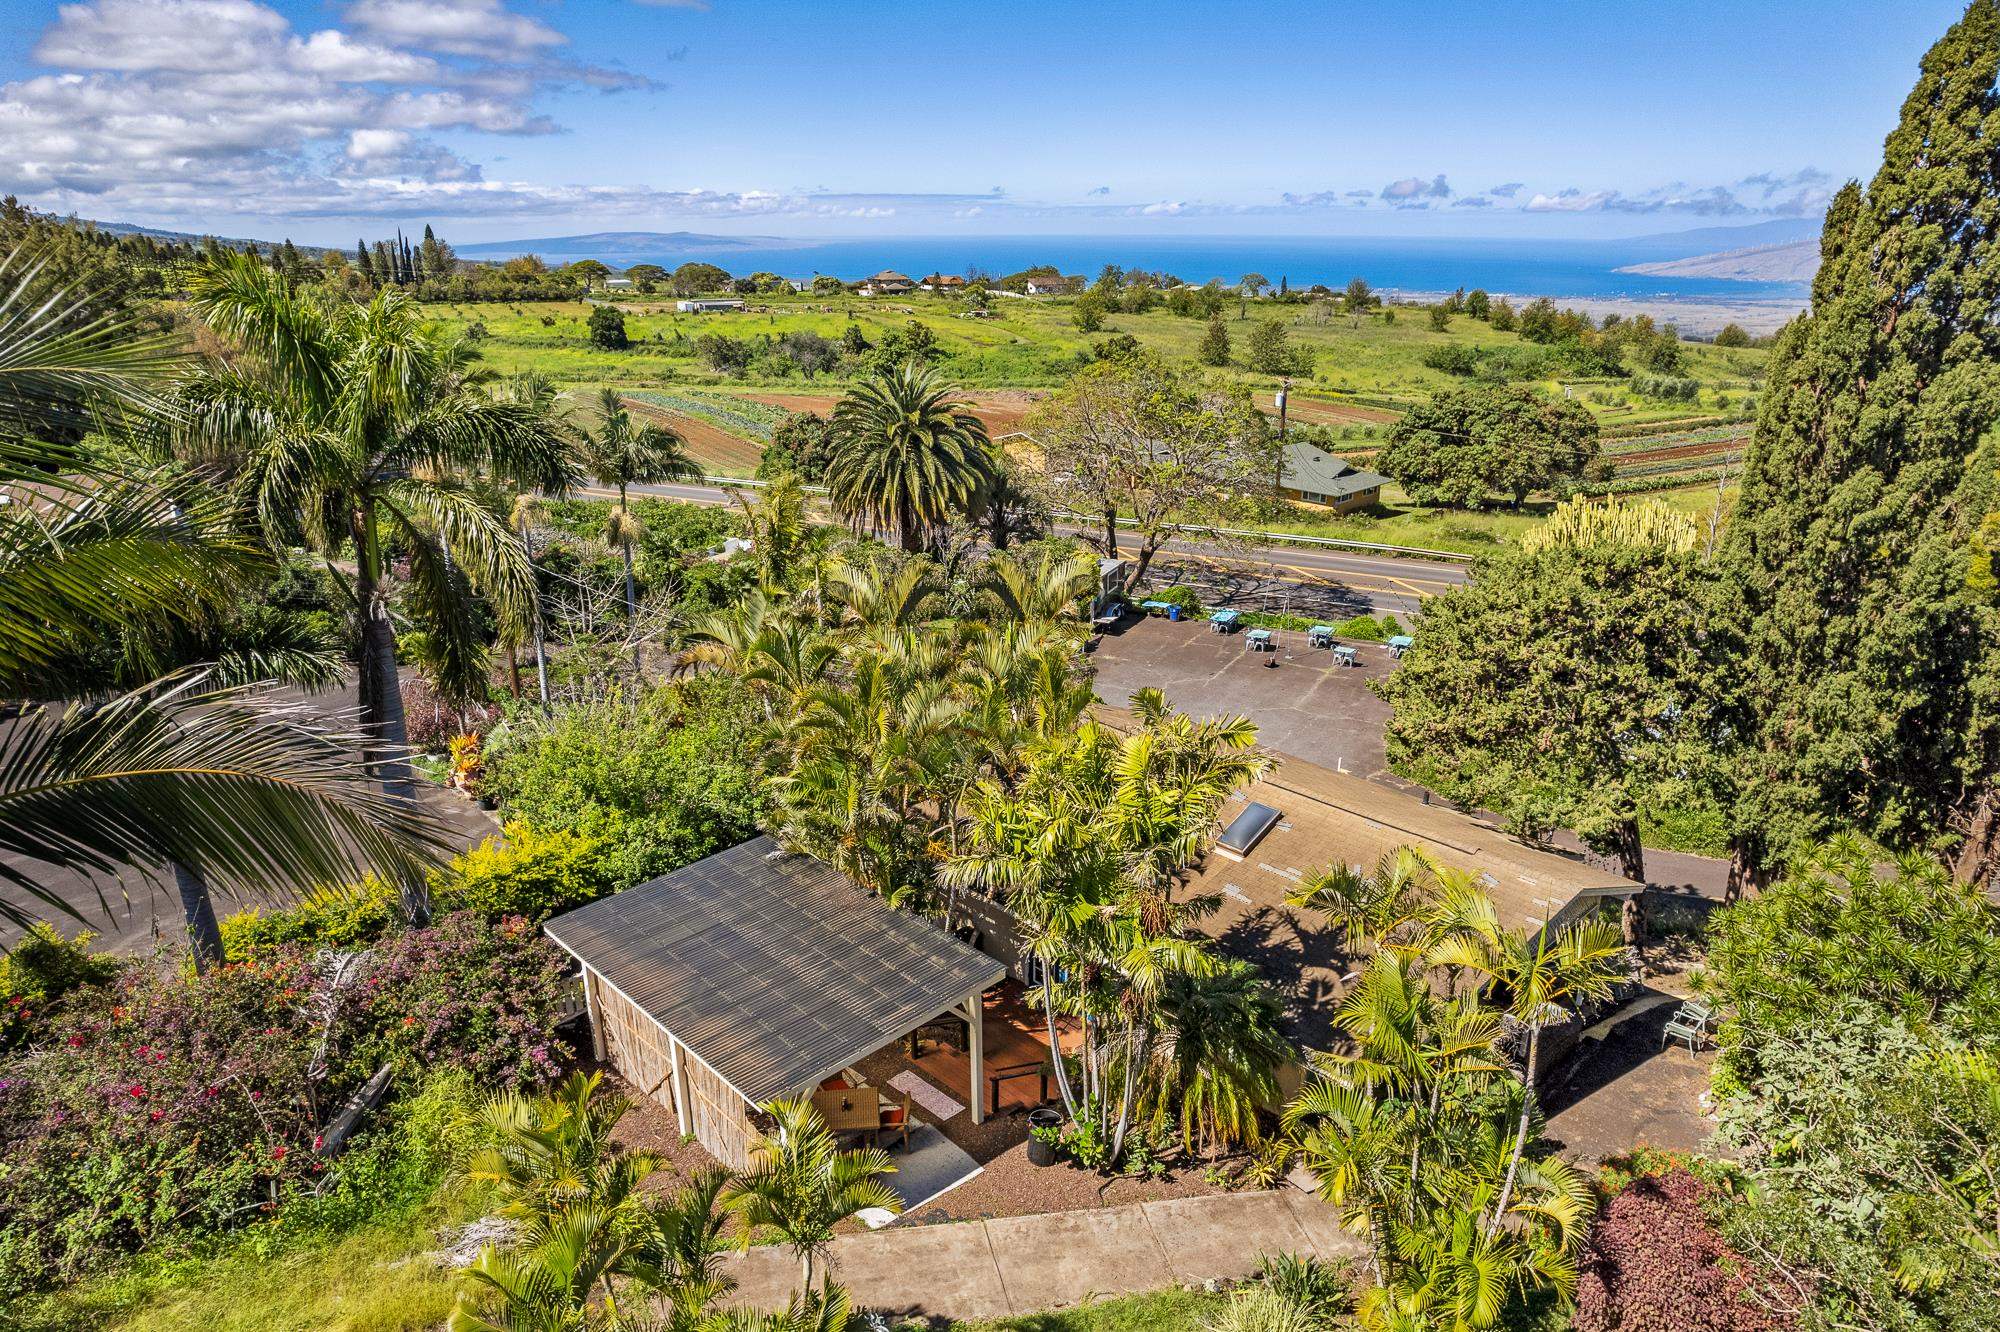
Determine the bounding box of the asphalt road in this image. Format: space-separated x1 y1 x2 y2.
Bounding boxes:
603 480 1470 619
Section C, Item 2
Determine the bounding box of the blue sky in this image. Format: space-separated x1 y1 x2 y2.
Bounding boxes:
0 0 1972 243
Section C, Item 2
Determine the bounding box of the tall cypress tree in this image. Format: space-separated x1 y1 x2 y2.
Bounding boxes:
1720 0 2000 891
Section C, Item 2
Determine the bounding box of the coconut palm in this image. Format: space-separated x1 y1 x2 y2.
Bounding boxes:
826 362 996 552
0 245 448 952
721 1098 900 1288
175 253 574 921
577 388 699 655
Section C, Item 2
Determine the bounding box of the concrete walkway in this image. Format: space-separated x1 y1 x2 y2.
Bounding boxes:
722 1189 1362 1322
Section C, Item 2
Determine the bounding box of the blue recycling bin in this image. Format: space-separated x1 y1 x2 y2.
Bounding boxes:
1167 604 1180 622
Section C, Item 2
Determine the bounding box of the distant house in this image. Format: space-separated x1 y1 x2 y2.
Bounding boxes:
920 273 967 292
1280 440 1388 512
674 298 746 313
858 269 916 296
1023 275 1074 296
603 276 635 291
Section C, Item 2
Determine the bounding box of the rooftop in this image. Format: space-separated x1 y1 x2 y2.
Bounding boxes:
1093 705 1633 1043
544 835 1004 1104
1280 440 1388 497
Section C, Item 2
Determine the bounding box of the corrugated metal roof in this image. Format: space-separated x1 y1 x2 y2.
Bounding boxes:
544 836 1005 1105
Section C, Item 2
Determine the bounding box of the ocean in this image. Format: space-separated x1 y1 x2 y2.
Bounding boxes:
512 234 1811 306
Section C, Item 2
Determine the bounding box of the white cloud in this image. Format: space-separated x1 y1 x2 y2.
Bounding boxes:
343 0 565 59
632 0 711 8
0 0 635 221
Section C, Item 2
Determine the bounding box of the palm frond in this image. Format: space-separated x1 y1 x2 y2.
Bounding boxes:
0 674 454 929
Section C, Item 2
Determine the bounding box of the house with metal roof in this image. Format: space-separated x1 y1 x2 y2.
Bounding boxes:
543 835 1004 1168
1279 440 1388 512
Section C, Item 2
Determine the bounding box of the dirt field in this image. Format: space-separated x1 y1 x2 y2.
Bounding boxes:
622 397 764 474
737 389 1046 438
1615 435 1749 465
1277 393 1402 425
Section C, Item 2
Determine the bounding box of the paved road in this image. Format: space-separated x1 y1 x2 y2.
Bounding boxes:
601 480 1470 618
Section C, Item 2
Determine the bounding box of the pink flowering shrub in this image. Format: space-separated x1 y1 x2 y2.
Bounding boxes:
354 911 572 1089
0 911 571 1292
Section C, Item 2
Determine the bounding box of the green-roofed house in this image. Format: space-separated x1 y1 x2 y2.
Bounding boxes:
1280 440 1388 512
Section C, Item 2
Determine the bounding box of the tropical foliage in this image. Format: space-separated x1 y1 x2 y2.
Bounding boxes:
1265 849 1624 1330
824 360 997 553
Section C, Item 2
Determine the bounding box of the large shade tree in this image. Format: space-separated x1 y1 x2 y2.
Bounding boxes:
175 253 572 921
1375 382 1599 509
1375 498 1733 883
825 361 996 553
0 244 448 958
1022 354 1275 590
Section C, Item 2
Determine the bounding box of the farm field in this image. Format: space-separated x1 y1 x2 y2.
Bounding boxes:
429 292 1766 405
437 293 1764 525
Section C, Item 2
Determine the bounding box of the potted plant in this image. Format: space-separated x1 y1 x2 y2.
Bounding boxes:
1026 1108 1064 1167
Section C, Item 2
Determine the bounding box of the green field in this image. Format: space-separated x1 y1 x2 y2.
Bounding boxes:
435 291 1765 544
433 291 1765 404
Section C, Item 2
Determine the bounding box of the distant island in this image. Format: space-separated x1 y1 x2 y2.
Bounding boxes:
454 231 803 264
1617 238 1819 284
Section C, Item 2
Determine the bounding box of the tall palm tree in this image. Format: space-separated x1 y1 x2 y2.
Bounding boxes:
826 362 996 553
577 388 699 659
720 1097 901 1288
176 253 573 921
1 245 449 955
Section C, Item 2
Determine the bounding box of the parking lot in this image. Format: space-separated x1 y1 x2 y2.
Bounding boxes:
1088 614 1397 781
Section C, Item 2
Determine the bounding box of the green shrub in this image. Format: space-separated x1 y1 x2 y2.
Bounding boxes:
431 821 613 923
1152 585 1204 616
481 677 765 890
0 924 115 1050
1331 612 1404 641
220 877 404 958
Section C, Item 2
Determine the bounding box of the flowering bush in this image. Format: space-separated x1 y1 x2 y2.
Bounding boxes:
1574 1166 1796 1332
0 924 115 1051
354 911 572 1090
0 912 573 1292
0 952 329 1291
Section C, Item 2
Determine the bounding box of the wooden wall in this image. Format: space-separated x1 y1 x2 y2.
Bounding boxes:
591 971 758 1170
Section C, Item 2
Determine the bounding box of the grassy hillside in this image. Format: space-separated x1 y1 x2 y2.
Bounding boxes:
443 292 1764 541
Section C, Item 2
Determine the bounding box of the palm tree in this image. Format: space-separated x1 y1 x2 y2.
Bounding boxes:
979 546 1099 633
1427 907 1623 1239
826 363 996 552
729 471 810 594
623 1167 737 1331
1155 959 1296 1151
577 388 699 658
450 1206 628 1332
703 1282 855 1332
461 1071 657 1220
0 245 449 957
176 253 574 921
720 1098 901 1288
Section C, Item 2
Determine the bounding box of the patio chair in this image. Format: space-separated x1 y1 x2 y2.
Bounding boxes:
1660 1000 1713 1054
878 1092 914 1151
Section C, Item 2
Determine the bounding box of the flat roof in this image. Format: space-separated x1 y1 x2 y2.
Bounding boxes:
545 835 1005 1104
1093 707 1632 1044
